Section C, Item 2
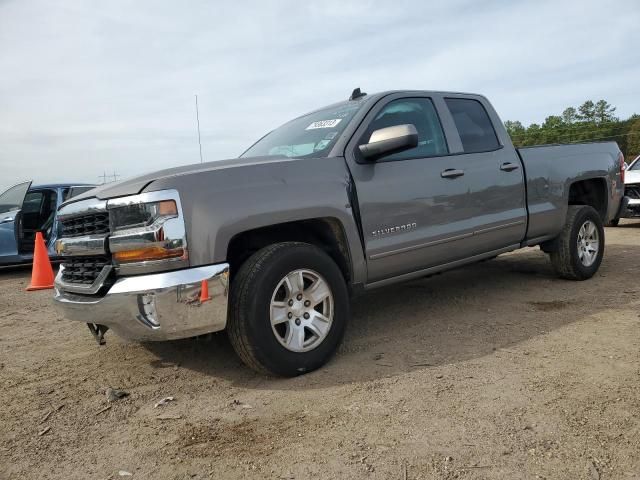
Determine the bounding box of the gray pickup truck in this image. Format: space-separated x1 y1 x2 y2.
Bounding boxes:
53 89 626 376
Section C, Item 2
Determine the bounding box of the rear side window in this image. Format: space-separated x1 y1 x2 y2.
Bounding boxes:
445 98 500 153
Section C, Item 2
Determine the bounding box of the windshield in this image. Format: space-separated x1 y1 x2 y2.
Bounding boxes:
64 185 96 201
241 102 361 158
629 157 640 170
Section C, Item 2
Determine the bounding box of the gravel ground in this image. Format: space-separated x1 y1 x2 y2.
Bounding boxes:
1 222 639 480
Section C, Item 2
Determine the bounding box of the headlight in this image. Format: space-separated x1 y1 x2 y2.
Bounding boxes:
110 200 178 232
107 191 188 272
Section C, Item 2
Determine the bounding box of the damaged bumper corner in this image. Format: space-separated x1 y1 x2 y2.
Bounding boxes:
54 264 229 341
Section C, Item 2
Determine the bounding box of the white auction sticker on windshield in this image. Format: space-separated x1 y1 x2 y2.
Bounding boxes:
306 119 342 130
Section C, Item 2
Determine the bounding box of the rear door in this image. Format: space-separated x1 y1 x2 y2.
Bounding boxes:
441 96 527 252
0 181 32 263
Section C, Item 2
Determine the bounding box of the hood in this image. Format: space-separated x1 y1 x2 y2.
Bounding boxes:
63 155 295 205
625 169 640 185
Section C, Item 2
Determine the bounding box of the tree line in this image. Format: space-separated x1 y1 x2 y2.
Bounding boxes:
504 100 640 160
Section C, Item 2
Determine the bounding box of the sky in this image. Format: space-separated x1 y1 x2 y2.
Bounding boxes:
1 0 639 192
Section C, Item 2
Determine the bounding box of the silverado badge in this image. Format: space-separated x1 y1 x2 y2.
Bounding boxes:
371 222 417 236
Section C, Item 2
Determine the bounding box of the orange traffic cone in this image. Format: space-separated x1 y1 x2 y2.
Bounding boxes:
199 279 211 303
26 231 55 291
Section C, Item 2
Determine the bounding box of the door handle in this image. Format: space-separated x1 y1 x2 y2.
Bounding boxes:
500 162 520 172
441 168 464 179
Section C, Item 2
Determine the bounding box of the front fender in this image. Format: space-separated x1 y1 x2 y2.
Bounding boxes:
144 157 367 284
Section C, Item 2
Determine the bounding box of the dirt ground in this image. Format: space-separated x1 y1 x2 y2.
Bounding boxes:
1 222 639 480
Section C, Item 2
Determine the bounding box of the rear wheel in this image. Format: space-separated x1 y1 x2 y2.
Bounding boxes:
228 242 349 376
549 205 605 280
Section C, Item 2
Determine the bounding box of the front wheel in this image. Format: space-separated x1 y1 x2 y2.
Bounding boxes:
549 205 605 280
228 242 349 376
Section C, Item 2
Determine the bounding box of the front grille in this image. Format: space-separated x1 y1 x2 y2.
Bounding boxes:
626 184 640 200
61 256 111 285
60 212 110 237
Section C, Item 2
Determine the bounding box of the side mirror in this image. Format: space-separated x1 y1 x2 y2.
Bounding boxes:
358 124 418 161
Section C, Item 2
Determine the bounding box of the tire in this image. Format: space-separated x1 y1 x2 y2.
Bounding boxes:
228 242 349 376
549 205 605 280
607 218 620 227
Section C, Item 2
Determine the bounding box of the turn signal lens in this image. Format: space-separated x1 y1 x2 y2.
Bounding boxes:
113 246 185 263
158 200 177 216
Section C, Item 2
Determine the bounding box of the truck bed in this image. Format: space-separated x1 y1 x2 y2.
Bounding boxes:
516 141 623 242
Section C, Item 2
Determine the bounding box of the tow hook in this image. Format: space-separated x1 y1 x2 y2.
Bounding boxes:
87 323 109 345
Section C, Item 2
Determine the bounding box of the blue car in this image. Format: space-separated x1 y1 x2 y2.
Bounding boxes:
0 181 96 265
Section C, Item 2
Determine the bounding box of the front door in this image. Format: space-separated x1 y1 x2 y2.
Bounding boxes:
346 95 482 282
0 181 32 264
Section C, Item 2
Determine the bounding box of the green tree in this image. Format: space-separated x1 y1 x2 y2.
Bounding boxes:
524 123 543 145
540 115 565 143
626 119 640 158
504 120 525 137
562 107 577 124
502 100 639 157
542 115 564 129
578 100 596 122
594 99 617 124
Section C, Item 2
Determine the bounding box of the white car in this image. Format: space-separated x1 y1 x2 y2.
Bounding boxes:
612 155 640 225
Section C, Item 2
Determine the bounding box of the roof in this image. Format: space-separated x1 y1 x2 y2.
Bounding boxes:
298 89 485 119
30 183 96 190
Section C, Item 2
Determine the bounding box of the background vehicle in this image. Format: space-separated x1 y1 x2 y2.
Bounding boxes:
53 89 625 376
0 182 96 265
609 155 639 225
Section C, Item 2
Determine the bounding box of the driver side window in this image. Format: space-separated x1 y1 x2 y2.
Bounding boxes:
368 98 448 161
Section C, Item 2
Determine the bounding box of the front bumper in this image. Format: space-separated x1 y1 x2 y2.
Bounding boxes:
54 263 229 341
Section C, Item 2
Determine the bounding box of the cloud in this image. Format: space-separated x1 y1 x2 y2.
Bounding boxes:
0 0 639 191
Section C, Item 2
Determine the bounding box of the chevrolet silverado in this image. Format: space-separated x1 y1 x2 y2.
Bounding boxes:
53 89 627 376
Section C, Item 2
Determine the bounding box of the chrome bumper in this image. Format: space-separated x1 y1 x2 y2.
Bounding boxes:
54 264 229 341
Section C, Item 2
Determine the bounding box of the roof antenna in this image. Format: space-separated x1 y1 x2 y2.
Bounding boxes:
349 87 367 101
195 94 203 163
